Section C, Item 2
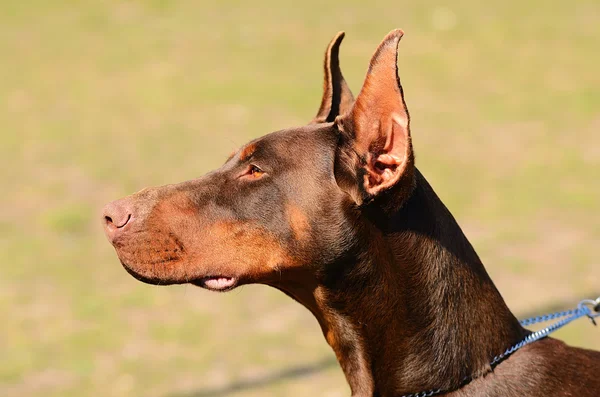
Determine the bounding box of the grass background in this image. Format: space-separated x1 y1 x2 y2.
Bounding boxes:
1 1 599 396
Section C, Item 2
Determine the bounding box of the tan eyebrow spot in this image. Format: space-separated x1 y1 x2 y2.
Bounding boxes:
239 143 257 162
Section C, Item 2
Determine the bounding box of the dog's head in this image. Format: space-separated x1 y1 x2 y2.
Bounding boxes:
102 30 414 292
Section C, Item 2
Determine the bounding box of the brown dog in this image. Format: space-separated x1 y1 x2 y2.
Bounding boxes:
102 30 600 396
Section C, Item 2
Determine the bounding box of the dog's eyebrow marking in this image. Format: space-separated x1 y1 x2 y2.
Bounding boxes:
239 143 257 162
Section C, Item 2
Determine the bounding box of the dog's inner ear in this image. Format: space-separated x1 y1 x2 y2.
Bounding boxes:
311 32 354 124
336 29 413 198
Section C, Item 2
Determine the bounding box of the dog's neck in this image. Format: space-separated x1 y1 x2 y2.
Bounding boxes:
291 170 526 396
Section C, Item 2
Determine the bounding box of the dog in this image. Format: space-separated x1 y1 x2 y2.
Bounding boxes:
102 30 600 396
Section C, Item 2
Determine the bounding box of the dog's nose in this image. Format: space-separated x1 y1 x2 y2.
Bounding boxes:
102 199 133 242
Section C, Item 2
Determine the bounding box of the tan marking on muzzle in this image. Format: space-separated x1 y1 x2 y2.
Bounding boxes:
113 186 295 284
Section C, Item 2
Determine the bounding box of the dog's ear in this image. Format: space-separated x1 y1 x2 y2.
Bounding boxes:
311 32 354 124
335 29 414 200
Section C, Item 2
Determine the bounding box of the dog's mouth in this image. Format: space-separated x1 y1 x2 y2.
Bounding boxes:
114 240 241 292
193 276 238 292
122 261 239 292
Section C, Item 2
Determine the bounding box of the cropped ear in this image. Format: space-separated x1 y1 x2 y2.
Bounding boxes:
311 32 354 124
336 29 414 198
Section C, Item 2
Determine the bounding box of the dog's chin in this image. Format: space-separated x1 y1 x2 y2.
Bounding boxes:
192 276 239 292
121 262 179 285
121 261 239 291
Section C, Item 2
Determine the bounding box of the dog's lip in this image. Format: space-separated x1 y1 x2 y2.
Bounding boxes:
193 276 238 292
123 263 240 291
119 256 240 290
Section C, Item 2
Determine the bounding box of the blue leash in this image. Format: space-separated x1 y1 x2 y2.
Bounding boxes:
402 297 600 397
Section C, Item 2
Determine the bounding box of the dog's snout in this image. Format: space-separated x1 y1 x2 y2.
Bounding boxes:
102 199 134 241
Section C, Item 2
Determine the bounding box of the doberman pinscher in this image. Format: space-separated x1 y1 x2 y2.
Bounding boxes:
102 30 600 396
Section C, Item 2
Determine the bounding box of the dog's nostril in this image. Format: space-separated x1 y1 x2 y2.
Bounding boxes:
102 200 133 230
108 213 131 228
104 212 131 229
119 214 132 228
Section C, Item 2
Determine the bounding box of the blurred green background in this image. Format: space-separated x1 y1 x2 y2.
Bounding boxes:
1 1 599 396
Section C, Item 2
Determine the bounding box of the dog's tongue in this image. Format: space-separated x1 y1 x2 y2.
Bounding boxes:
204 277 235 290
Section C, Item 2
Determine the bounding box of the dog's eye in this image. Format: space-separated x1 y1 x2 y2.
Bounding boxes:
241 164 264 179
249 165 263 175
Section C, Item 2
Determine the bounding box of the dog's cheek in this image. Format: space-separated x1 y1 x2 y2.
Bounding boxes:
190 221 294 279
